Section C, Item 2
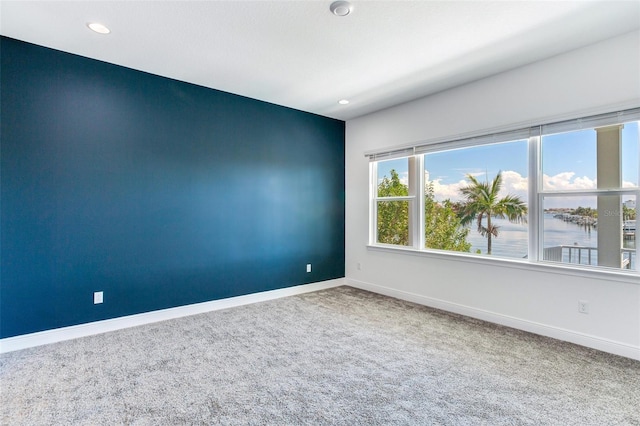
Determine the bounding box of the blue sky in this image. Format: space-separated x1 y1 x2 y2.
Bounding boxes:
425 140 527 184
377 122 639 208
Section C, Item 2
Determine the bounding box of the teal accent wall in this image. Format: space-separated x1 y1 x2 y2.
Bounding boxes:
0 37 345 338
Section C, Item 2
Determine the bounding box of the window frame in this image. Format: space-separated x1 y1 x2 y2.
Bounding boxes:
370 156 424 248
367 107 640 277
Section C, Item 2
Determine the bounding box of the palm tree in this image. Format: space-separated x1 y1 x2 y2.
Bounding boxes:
458 172 527 255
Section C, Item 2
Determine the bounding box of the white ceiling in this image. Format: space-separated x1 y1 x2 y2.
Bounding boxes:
1 1 639 121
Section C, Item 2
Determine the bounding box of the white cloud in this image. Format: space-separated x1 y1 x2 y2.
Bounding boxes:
427 170 528 203
377 170 409 186
424 169 633 208
542 172 596 191
399 171 409 186
543 172 636 190
430 178 467 202
500 170 528 200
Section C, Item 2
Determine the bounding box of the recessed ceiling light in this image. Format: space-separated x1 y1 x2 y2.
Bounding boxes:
330 1 353 17
87 22 110 34
338 99 350 105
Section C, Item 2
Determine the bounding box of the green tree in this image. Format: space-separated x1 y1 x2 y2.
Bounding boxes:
425 183 471 252
572 206 597 218
376 170 471 250
458 172 528 255
623 204 636 221
377 169 409 245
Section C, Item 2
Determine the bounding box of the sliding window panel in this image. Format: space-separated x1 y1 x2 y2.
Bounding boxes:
541 195 636 270
621 121 639 188
542 129 597 191
542 122 638 191
376 158 409 198
376 200 411 246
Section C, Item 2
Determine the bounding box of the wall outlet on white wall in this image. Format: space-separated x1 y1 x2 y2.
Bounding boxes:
578 300 589 314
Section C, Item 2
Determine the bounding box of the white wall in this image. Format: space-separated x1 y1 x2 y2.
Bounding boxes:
345 31 640 360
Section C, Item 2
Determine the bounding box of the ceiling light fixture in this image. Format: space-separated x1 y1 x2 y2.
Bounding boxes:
338 99 350 105
330 1 353 17
87 22 111 34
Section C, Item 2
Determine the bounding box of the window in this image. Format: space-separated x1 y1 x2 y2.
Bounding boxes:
368 108 639 273
539 121 638 270
373 157 420 246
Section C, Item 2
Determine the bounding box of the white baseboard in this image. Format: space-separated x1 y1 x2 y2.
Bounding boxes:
0 278 345 354
346 278 640 361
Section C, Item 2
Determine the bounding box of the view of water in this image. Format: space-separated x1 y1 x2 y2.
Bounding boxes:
466 214 636 268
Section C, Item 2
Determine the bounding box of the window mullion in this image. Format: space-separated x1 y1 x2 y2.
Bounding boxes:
373 196 415 202
417 155 425 250
634 128 639 272
408 156 419 248
370 161 378 245
528 135 541 262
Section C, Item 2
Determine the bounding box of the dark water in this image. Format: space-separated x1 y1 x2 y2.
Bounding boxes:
466 214 636 268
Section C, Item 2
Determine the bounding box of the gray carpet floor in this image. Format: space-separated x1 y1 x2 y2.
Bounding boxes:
1 286 639 425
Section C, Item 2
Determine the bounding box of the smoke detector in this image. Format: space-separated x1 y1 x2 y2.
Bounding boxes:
330 1 353 17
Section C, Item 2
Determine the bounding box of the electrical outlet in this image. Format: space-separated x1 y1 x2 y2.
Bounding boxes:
94 291 103 304
357 262 361 270
306 263 312 273
578 300 589 314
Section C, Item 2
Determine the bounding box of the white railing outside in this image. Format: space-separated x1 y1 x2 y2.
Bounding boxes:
543 245 635 269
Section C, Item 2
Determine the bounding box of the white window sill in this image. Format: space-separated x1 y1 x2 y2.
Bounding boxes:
366 244 639 284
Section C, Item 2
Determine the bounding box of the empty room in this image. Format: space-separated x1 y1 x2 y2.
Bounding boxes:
1 1 639 424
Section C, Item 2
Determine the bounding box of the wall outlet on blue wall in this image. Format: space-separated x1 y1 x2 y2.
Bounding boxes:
94 291 104 304
306 264 312 273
